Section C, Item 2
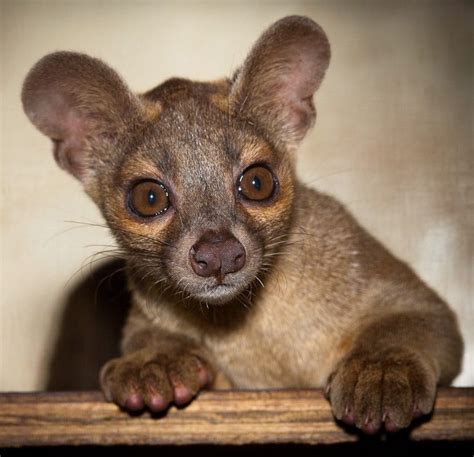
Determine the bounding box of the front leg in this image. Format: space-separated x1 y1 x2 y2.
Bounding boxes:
100 323 214 413
326 309 463 434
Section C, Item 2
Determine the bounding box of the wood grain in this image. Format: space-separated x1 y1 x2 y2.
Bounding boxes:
0 388 472 447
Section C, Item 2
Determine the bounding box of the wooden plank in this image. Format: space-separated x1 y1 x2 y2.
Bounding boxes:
0 388 472 447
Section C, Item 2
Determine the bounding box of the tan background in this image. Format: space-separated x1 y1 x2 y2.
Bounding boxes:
1 0 472 390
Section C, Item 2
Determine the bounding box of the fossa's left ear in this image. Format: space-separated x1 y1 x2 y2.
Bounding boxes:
230 16 330 152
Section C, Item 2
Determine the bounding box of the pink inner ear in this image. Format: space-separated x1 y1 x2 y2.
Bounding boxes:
30 91 92 179
54 111 91 179
32 91 81 138
293 49 323 98
53 135 87 179
270 50 319 137
288 96 315 135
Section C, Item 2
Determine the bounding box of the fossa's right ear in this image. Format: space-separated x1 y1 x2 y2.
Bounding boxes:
230 16 330 152
22 52 143 181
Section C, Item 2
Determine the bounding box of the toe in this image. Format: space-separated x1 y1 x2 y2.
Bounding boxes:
124 392 145 411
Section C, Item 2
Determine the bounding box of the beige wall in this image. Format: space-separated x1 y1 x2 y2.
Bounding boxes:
1 0 472 389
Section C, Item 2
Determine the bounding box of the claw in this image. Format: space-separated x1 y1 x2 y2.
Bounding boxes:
412 404 423 419
384 415 401 433
361 419 379 435
341 405 355 426
324 383 331 399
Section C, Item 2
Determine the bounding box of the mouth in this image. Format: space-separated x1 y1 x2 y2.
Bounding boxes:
190 282 246 305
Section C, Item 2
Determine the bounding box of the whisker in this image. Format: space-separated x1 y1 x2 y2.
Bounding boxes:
302 168 353 187
64 219 175 249
254 275 265 288
94 265 128 306
65 251 125 288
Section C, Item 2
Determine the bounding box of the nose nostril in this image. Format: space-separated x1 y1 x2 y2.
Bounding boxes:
223 243 246 275
189 231 246 278
190 242 218 278
235 254 244 263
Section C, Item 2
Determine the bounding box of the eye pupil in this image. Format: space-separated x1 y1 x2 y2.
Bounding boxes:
147 189 156 205
252 176 261 191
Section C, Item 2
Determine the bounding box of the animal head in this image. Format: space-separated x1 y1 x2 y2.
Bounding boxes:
22 16 330 305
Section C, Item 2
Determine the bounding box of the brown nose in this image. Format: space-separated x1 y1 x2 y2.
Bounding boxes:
189 230 246 280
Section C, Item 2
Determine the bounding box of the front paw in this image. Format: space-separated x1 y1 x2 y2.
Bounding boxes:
100 350 213 413
326 348 437 434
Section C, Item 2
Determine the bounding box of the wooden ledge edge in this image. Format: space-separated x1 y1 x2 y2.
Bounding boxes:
0 387 472 447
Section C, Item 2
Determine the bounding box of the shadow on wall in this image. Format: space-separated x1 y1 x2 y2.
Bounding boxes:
46 260 130 390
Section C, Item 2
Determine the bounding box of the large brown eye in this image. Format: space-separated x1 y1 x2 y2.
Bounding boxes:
128 180 170 218
238 165 276 201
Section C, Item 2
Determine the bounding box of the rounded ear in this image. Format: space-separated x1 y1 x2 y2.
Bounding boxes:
230 16 330 151
22 52 143 181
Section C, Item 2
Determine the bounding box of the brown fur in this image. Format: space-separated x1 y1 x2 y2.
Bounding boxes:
22 15 463 434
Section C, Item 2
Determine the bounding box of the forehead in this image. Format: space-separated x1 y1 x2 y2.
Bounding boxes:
154 98 236 163
121 84 276 182
136 101 236 192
